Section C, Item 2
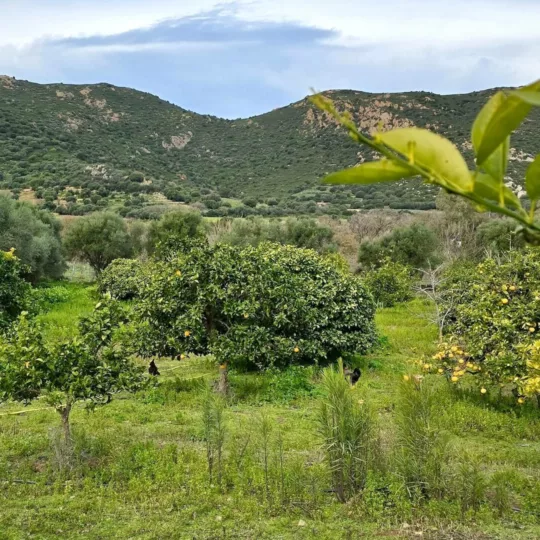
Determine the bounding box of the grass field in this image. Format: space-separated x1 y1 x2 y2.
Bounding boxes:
1 290 539 539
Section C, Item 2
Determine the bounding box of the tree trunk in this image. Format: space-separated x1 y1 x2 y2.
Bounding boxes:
59 403 72 451
217 363 229 397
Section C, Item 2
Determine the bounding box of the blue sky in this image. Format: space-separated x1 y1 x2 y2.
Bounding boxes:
1 0 539 118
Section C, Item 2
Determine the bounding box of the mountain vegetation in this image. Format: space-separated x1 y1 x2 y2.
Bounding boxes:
1 75 538 217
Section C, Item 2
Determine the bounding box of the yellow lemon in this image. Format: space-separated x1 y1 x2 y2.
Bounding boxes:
458 358 465 364
518 398 525 404
184 330 191 337
294 347 300 353
451 376 459 383
437 368 444 374
423 363 430 370
509 285 516 291
480 388 487 394
501 298 509 305
243 313 249 319
175 270 181 277
403 375 410 382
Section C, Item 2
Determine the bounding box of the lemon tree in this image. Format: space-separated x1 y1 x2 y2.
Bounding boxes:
428 250 540 403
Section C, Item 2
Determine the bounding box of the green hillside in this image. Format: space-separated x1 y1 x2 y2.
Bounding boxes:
0 75 538 217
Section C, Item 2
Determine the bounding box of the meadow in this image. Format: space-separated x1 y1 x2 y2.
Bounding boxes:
1 284 539 539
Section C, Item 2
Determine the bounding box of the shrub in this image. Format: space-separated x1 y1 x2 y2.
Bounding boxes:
133 241 376 370
216 217 337 254
475 219 526 255
431 249 540 403
0 249 31 331
358 223 440 269
363 259 414 307
146 210 205 255
0 195 65 281
63 212 134 275
99 258 144 300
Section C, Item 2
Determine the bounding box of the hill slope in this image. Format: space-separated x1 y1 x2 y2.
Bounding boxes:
0 75 538 216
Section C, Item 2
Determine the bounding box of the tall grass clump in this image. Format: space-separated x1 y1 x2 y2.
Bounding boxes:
394 377 451 499
318 359 377 502
199 384 227 488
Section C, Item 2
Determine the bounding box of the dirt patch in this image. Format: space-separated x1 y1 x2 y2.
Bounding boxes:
162 133 193 150
56 90 74 99
79 87 92 97
58 113 84 131
85 164 109 179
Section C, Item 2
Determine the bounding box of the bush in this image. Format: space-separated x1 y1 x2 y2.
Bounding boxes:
0 249 31 331
363 259 414 307
432 249 540 402
63 212 134 275
358 223 440 270
0 195 66 281
133 241 377 370
99 258 144 300
216 217 337 254
475 219 525 255
146 210 204 255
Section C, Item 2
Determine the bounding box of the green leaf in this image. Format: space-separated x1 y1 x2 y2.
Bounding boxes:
525 154 540 202
473 172 521 210
511 90 540 106
324 160 415 184
471 92 509 182
475 80 540 165
377 128 473 192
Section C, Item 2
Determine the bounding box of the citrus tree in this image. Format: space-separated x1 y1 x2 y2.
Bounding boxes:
0 249 31 332
312 79 540 242
428 249 540 403
0 298 146 447
363 259 414 307
133 241 376 370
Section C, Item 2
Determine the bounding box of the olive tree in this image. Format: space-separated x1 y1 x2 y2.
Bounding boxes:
63 212 134 275
0 195 65 281
0 249 31 332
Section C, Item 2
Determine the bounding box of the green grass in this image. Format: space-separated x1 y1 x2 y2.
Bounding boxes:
1 295 539 538
36 281 97 340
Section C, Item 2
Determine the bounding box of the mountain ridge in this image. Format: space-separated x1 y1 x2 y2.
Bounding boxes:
0 75 537 217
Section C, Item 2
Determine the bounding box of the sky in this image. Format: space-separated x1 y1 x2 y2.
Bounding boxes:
1 0 539 118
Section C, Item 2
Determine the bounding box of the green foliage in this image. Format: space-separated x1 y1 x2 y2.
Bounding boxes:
434 249 540 399
312 80 540 242
63 212 134 275
99 258 144 300
0 195 65 281
358 223 440 269
475 219 526 254
0 298 145 407
133 241 377 369
216 217 337 254
318 359 377 502
0 249 31 331
363 259 414 307
146 210 205 255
